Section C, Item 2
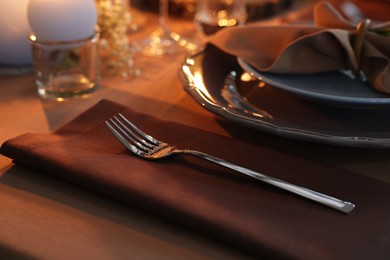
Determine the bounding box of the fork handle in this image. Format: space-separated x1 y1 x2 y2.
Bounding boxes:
183 150 355 213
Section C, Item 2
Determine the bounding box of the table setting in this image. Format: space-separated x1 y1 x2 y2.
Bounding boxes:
1 0 390 259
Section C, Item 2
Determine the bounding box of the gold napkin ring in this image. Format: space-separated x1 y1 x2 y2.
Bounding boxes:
353 19 371 77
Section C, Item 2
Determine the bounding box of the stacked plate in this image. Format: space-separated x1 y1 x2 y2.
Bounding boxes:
180 46 390 148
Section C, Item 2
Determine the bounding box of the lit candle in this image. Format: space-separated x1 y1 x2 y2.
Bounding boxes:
27 0 98 42
0 0 32 65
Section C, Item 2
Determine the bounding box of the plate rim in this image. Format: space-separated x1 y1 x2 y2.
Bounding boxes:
237 58 390 107
179 48 390 148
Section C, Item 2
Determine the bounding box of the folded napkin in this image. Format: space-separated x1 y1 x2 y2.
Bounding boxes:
209 2 390 93
1 99 390 258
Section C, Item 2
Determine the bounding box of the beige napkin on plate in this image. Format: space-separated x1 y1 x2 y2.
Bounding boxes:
209 1 390 93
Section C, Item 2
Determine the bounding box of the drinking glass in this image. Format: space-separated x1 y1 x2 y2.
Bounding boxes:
194 0 247 38
141 0 198 56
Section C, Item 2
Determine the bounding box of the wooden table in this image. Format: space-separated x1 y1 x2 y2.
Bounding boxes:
1 3 390 259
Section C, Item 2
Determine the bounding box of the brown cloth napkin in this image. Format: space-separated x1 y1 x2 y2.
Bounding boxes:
209 1 390 93
1 99 390 259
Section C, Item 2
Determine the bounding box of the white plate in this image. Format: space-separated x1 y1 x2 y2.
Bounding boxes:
238 58 390 108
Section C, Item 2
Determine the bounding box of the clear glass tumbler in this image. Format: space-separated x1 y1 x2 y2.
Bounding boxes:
194 0 247 38
30 33 100 100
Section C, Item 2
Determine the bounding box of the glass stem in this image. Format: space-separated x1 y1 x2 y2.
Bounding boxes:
159 0 170 33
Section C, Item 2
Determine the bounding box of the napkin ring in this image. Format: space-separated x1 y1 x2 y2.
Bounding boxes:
353 19 371 77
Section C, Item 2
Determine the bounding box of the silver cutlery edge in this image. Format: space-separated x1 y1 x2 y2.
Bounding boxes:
106 113 355 214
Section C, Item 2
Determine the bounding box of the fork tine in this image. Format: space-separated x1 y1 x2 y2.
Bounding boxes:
112 116 155 150
109 118 153 154
118 113 161 145
105 120 141 155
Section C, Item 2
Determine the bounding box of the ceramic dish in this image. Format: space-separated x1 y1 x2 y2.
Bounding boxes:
237 58 390 108
179 46 390 148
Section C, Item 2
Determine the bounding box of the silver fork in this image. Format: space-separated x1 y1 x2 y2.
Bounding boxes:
105 113 355 214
